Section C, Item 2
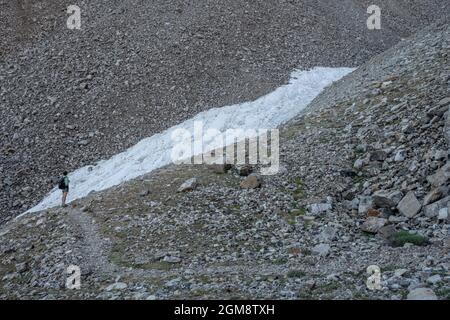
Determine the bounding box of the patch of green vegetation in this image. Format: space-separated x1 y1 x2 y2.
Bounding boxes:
273 257 288 265
315 281 342 297
391 231 428 247
436 288 450 300
292 177 306 200
287 270 306 278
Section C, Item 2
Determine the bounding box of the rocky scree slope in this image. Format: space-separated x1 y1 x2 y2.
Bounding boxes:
0 0 448 221
0 19 449 300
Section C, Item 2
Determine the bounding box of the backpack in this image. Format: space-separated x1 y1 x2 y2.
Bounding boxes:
58 177 66 190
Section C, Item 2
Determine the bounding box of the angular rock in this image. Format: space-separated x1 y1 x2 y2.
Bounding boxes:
163 256 182 263
407 288 437 300
423 187 448 206
426 275 442 285
373 190 403 208
427 163 450 188
311 244 330 256
438 208 448 221
378 225 397 241
367 208 381 217
370 150 388 162
177 178 198 192
236 165 253 177
358 196 373 214
438 97 450 107
209 164 232 174
105 282 128 291
317 226 337 242
424 196 450 218
240 174 261 189
308 203 332 215
397 192 422 218
353 158 365 170
394 150 406 162
361 217 388 234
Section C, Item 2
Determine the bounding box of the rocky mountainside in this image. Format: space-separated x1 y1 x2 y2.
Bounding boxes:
0 0 448 222
0 18 448 300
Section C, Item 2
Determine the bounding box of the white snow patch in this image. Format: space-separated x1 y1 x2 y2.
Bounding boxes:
26 67 354 214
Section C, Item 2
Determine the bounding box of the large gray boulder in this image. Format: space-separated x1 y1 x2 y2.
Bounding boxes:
397 192 422 218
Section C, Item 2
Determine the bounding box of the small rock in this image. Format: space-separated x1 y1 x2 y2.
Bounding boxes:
367 208 381 217
361 217 388 234
394 269 409 277
240 174 262 189
394 150 406 162
15 262 28 273
354 158 365 169
311 244 330 256
317 226 337 242
163 256 182 263
407 288 437 300
378 225 397 241
438 208 448 221
177 178 198 192
426 275 442 285
358 196 373 214
308 203 332 214
78 140 89 146
105 282 128 291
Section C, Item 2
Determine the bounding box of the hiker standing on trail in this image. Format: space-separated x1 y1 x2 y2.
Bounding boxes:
58 171 70 207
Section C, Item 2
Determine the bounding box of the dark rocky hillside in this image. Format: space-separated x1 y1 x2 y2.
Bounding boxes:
0 0 448 221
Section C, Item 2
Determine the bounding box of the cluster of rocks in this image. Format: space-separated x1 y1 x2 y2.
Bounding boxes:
0 0 448 222
0 16 449 300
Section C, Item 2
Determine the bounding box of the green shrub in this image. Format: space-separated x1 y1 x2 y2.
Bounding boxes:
392 231 428 247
